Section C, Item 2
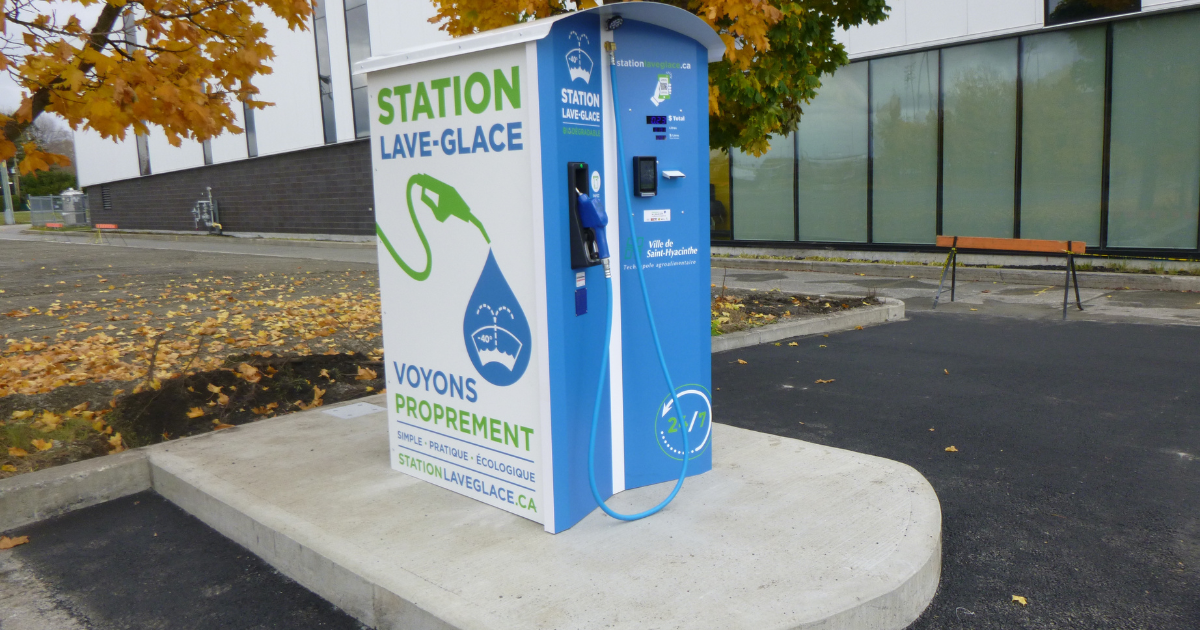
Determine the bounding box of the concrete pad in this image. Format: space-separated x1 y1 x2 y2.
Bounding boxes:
140 396 941 630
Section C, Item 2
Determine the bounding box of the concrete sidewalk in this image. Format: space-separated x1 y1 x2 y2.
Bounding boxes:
2 396 942 630
713 266 1200 327
0 223 378 264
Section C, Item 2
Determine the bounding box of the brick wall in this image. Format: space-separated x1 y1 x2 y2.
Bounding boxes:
85 140 374 236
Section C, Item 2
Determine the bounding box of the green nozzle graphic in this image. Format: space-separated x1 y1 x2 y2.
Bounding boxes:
377 174 491 281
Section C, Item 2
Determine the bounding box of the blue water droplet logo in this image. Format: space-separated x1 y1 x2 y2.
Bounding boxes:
463 250 531 386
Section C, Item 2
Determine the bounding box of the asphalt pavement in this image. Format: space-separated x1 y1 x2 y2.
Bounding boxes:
714 311 1199 629
1 492 366 630
3 229 1198 628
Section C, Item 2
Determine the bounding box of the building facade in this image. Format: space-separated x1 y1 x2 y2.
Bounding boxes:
77 0 1200 256
713 0 1200 256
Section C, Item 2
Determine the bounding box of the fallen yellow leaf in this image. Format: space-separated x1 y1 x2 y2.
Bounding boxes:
319 368 331 379
854 325 864 330
355 366 378 380
108 433 125 452
737 359 747 364
945 446 959 452
1012 595 1027 606
787 342 798 346
237 363 262 383
186 407 205 418
1 464 16 472
8 447 28 457
31 438 53 451
217 393 230 406
212 420 235 430
38 411 63 431
365 386 374 392
0 535 30 549
150 379 162 391
815 379 835 384
11 410 33 420
944 369 949 375
207 383 223 394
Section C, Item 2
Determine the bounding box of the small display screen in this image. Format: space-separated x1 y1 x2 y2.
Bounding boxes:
646 116 667 125
652 127 666 132
637 158 657 192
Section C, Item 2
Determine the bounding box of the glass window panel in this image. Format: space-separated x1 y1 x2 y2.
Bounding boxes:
243 102 258 158
731 135 795 241
345 5 371 65
1020 28 1105 245
345 4 372 138
710 149 732 240
312 0 336 144
942 39 1018 239
1108 13 1200 249
1046 0 1139 27
797 62 868 242
871 52 938 244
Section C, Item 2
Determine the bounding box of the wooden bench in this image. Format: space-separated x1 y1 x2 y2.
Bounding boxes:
934 236 1087 319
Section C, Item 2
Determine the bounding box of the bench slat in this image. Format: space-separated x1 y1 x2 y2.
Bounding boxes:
937 235 1085 254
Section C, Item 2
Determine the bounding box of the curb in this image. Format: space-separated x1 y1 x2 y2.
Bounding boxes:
713 256 1200 292
712 297 904 353
18 229 378 249
0 396 385 534
0 450 150 533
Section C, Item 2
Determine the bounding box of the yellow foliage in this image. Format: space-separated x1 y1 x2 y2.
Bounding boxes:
0 0 315 172
31 438 53 451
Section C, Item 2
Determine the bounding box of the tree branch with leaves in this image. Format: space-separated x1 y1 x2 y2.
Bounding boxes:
427 0 888 156
0 0 314 174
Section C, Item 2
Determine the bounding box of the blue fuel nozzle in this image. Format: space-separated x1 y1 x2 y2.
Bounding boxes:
577 192 609 261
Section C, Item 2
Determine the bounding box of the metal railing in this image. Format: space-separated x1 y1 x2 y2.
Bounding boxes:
29 193 89 227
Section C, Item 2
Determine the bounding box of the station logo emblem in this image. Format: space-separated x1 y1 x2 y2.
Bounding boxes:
566 31 593 83
463 251 532 387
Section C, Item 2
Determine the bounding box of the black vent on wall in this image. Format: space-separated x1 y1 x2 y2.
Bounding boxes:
101 186 112 211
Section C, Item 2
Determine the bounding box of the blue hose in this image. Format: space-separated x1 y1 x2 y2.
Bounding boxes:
587 58 690 521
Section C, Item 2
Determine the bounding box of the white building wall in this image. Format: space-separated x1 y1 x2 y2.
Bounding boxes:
845 0 1200 59
209 105 250 164
75 129 140 187
248 8 326 156
367 0 448 56
145 130 205 175
75 0 1200 187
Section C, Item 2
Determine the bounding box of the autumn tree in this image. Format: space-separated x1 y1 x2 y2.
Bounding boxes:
0 0 314 174
427 0 889 155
